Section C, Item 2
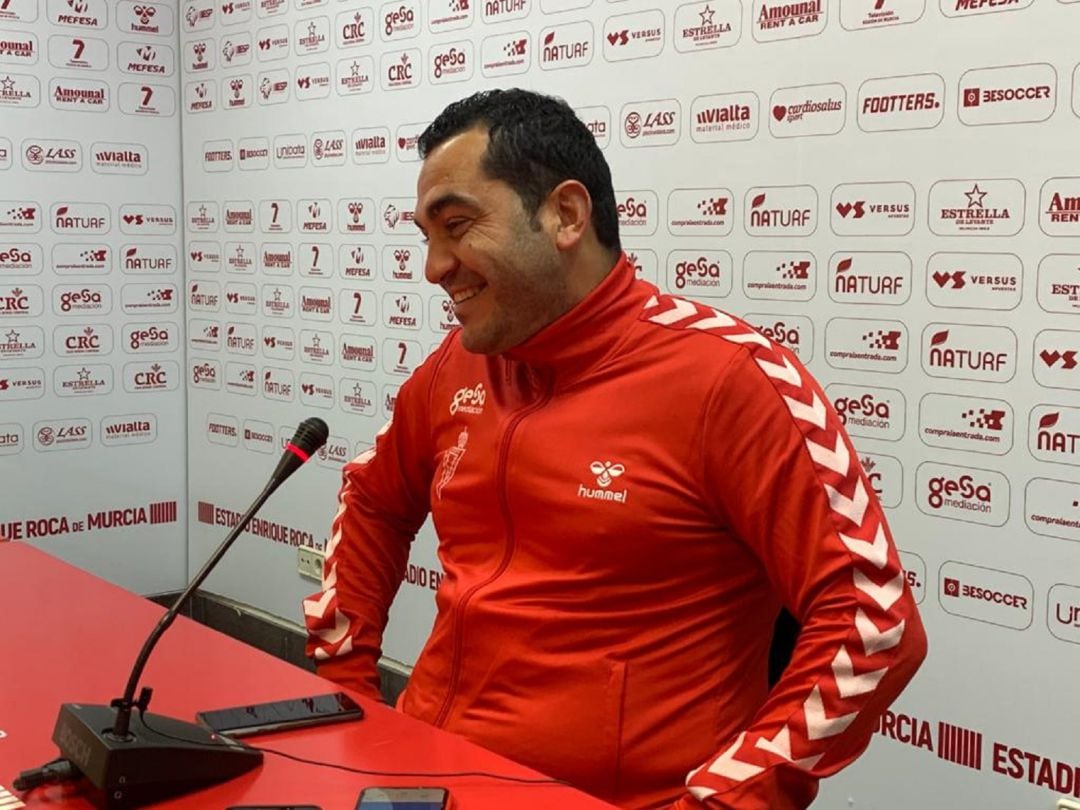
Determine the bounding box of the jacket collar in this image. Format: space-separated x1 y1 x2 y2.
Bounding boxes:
502 252 652 386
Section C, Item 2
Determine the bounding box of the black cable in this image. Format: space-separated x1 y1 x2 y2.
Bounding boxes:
137 710 566 787
13 757 80 792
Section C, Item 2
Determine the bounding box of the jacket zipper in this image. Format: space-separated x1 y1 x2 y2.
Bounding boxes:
431 375 553 729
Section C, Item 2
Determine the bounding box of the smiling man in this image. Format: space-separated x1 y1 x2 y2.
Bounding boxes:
304 89 926 810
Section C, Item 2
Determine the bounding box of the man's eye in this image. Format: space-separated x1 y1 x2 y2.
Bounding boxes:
446 219 467 235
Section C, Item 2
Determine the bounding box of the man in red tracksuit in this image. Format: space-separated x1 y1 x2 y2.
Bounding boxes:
304 89 927 809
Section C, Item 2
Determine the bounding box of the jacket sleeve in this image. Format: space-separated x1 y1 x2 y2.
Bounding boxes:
677 337 927 810
301 346 444 701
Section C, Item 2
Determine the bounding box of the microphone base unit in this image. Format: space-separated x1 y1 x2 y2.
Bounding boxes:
51 702 263 809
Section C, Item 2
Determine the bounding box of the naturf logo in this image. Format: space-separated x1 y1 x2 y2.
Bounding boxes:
620 99 680 147
959 63 1055 126
926 252 1022 310
829 253 911 305
939 561 1032 630
929 179 1025 236
263 367 294 401
480 31 529 77
827 383 905 441
831 182 915 235
857 73 945 132
922 325 1016 382
742 252 815 301
449 382 484 415
51 203 108 234
615 190 658 235
753 0 826 41
917 462 1008 526
745 186 817 236
674 1 740 51
578 460 629 504
540 21 593 70
483 0 528 23
1029 408 1080 466
825 318 907 372
769 83 845 137
1039 177 1080 237
919 393 1012 456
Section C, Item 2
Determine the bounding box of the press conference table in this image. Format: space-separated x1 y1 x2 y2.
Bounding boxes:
0 543 615 810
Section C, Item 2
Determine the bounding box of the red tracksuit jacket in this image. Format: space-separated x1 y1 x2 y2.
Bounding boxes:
304 254 927 809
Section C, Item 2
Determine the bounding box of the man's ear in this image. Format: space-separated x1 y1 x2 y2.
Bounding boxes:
545 180 592 251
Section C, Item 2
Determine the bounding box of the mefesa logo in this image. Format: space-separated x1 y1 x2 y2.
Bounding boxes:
942 0 1034 18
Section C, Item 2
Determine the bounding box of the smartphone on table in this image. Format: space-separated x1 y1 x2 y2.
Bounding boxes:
196 691 364 737
356 787 451 810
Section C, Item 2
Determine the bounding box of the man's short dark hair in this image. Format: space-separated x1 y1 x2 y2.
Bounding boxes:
417 88 621 253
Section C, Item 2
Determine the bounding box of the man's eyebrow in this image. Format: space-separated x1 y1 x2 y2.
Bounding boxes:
420 192 478 224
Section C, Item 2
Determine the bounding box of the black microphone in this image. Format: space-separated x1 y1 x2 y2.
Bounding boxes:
23 417 329 809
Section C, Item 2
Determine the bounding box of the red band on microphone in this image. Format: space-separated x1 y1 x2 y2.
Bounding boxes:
286 442 310 462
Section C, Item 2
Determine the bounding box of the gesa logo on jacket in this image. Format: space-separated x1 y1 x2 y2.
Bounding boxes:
449 382 485 415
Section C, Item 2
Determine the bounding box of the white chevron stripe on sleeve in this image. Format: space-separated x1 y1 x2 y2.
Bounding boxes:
706 732 766 781
312 608 351 645
839 524 889 569
806 433 850 476
754 726 824 770
688 309 737 330
856 609 905 655
648 297 697 325
645 294 659 308
853 569 905 611
804 685 858 741
756 355 801 386
831 646 888 698
784 392 827 430
825 479 869 525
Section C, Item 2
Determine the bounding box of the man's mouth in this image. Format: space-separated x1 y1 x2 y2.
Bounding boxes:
451 284 485 305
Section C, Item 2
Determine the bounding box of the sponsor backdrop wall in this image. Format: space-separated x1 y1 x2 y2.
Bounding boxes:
178 0 1080 806
0 0 186 592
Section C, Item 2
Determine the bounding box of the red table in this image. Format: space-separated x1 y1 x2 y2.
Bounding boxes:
0 543 615 810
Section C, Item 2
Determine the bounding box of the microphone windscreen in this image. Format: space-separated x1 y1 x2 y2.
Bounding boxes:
291 417 329 456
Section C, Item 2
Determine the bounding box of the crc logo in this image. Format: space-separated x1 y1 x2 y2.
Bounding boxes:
64 326 100 351
449 382 485 416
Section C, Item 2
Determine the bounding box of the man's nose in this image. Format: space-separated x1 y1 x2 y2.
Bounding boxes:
424 237 458 286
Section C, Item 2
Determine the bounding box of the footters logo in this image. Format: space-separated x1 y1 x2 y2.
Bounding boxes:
857 73 944 131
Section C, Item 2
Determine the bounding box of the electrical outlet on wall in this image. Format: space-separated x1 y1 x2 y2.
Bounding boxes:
297 546 325 582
